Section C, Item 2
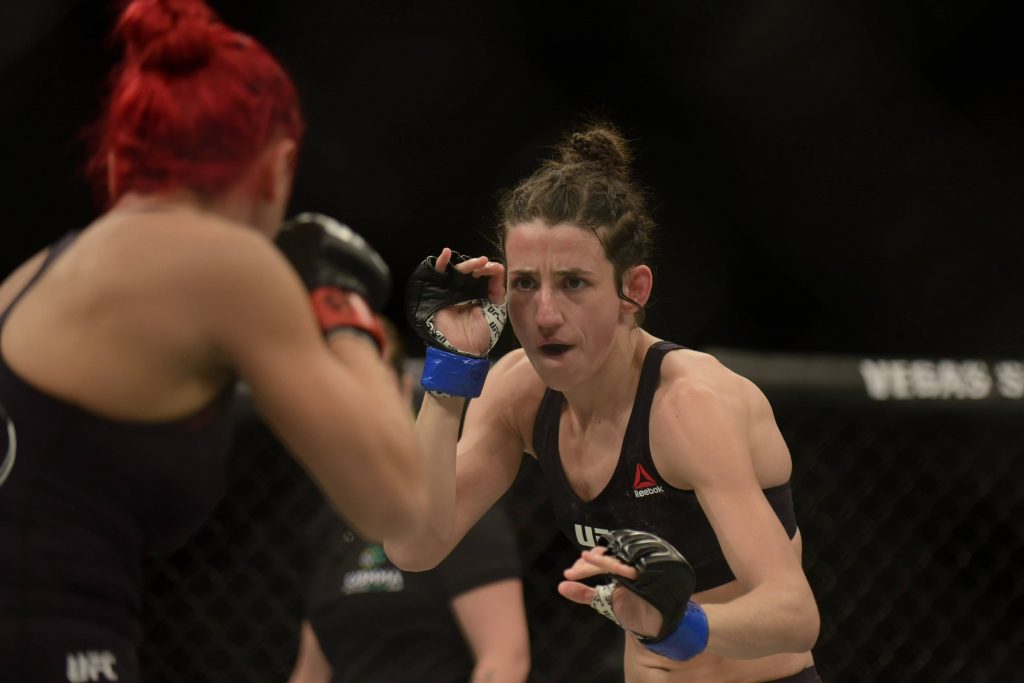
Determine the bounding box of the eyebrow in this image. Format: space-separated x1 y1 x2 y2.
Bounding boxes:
509 268 598 277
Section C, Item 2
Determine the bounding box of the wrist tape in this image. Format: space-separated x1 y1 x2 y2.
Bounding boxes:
639 600 709 661
311 287 386 354
421 346 490 398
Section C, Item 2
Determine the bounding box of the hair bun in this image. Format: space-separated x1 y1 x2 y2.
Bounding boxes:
562 125 633 178
117 0 219 73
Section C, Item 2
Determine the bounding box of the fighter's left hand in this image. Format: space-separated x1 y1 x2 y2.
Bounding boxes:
557 546 663 638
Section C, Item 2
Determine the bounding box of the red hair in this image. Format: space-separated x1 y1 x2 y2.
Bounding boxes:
89 0 304 203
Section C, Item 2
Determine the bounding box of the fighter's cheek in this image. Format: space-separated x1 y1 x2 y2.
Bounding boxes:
506 309 533 339
506 299 531 323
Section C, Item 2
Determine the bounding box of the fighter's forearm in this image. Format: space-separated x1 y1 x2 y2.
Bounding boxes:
701 581 820 659
383 392 464 570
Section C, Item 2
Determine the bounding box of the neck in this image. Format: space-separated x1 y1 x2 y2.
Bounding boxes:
112 190 201 212
110 190 267 235
560 327 656 425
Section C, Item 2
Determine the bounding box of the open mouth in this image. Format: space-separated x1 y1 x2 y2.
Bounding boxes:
539 344 572 357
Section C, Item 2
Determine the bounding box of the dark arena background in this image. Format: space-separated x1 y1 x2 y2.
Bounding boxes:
2 1 1023 681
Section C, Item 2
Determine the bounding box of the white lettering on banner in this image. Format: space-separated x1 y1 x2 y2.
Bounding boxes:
574 524 610 547
994 361 1024 399
66 651 118 682
859 359 992 400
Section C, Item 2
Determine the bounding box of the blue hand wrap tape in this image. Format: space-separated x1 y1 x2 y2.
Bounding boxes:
421 347 490 398
640 601 709 661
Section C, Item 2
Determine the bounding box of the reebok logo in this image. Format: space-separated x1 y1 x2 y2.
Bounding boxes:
633 464 664 498
633 464 657 489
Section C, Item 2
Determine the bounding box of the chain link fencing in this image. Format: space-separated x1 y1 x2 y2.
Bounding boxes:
141 351 1024 682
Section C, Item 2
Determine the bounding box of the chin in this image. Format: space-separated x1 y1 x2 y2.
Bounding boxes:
530 359 578 392
535 372 568 392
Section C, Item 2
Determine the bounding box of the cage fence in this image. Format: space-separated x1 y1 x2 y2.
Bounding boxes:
141 351 1024 682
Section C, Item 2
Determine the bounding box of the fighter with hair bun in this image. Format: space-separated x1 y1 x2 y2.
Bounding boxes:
0 2 427 680
387 122 822 682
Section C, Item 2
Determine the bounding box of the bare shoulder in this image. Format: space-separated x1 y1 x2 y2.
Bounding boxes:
110 215 306 318
56 212 295 302
0 248 51 313
76 212 311 360
488 348 546 395
473 347 548 451
148 215 293 285
491 348 548 407
173 220 313 354
651 348 775 486
658 348 765 412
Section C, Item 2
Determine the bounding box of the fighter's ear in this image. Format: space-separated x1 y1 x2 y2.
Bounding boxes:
620 265 652 313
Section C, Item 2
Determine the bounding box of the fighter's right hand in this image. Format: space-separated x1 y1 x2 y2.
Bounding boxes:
405 247 506 397
276 212 391 353
406 247 505 357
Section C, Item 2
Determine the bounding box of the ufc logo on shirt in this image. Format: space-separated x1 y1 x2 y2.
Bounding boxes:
66 651 118 682
574 523 610 547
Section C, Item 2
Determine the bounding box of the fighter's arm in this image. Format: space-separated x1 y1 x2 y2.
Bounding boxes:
384 350 532 570
287 621 332 683
195 228 426 541
652 376 819 658
451 578 531 683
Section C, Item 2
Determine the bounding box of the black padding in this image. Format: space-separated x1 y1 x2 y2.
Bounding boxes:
276 213 392 311
405 251 490 349
597 528 697 641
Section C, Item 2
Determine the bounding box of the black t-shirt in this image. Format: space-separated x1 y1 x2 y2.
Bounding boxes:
304 505 521 683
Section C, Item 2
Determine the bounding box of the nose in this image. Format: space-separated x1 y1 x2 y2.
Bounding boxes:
535 286 563 332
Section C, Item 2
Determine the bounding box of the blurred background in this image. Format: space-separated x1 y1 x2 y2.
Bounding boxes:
2 1 1022 681
3 0 1023 357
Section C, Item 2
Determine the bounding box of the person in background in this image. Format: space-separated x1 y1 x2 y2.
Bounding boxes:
289 320 530 683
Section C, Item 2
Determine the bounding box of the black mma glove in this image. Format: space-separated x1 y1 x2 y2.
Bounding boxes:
276 213 391 353
593 529 709 661
404 251 506 397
